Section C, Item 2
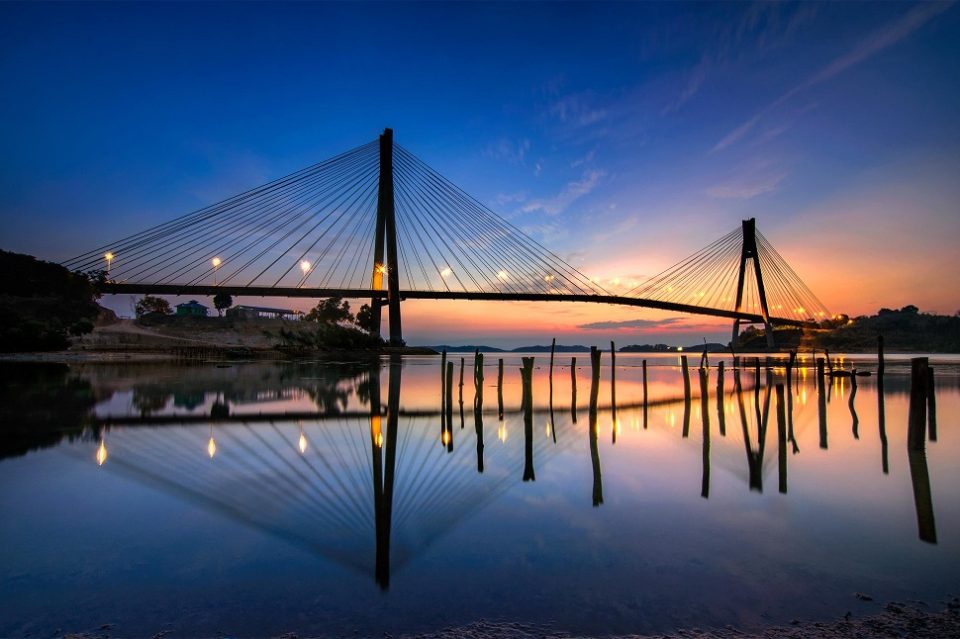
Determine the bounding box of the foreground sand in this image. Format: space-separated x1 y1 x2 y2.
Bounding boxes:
56 599 960 638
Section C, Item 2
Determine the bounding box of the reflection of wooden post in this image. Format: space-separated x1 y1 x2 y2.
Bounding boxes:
497 357 504 421
474 358 485 474
459 357 465 430
849 369 859 439
521 357 535 482
817 358 827 449
776 384 787 494
681 355 691 438
716 361 726 437
570 357 577 423
878 369 888 474
927 367 937 443
909 447 938 544
641 359 648 430
908 357 928 451
445 362 454 452
700 367 710 499
589 346 603 506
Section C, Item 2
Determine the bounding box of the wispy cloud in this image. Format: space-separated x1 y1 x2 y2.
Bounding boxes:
661 56 709 115
492 191 527 207
707 172 787 199
483 137 531 164
548 93 607 127
662 2 820 116
712 2 954 152
520 169 606 216
578 317 683 330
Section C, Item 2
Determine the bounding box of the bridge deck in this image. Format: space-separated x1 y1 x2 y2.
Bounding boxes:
100 282 817 328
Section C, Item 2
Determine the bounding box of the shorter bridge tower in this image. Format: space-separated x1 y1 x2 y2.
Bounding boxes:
732 218 775 349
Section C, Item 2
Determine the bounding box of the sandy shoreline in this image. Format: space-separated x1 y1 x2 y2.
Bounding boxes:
50 599 960 638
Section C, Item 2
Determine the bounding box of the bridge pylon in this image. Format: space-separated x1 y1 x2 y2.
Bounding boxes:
371 128 403 345
732 218 776 349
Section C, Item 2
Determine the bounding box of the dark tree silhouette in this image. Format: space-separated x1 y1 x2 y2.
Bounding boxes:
135 295 172 318
305 297 353 325
355 303 378 333
213 292 233 317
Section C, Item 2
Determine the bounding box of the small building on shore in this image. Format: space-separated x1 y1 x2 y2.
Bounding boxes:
226 305 302 321
175 300 208 317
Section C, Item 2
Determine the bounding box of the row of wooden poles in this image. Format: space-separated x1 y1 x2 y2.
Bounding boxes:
434 335 937 541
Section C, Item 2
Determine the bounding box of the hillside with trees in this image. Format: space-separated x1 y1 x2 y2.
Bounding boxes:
736 305 960 352
0 250 102 352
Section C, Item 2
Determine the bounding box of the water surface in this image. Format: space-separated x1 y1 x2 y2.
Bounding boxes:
1 353 957 637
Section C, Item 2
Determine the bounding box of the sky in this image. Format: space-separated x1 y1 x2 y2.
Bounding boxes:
1 1 958 348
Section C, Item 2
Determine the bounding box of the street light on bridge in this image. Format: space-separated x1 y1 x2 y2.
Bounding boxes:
211 256 221 285
104 252 114 277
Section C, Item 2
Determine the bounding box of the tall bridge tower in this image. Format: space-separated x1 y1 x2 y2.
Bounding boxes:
732 218 775 349
371 128 403 345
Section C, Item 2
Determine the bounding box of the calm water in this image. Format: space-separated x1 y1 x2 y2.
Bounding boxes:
1 353 957 637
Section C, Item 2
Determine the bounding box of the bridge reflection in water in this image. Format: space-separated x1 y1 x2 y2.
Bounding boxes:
81 354 942 589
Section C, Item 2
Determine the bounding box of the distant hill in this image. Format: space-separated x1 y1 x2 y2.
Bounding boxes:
736 306 960 353
426 345 508 353
511 344 593 353
619 342 727 353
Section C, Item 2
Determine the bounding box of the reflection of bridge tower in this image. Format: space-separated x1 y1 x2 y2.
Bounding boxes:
371 357 400 589
732 218 775 349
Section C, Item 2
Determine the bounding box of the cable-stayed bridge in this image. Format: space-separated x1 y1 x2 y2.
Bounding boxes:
64 129 830 346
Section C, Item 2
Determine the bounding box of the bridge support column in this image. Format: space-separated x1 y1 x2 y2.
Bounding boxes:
731 218 775 350
373 128 403 345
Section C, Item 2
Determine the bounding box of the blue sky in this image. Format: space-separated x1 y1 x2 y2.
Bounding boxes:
1 2 958 346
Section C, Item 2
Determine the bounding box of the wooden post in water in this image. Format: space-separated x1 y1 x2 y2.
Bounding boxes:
927 367 937 443
611 341 617 444
716 360 726 437
642 359 648 430
817 358 827 449
440 349 447 417
733 355 740 371
549 338 556 386
570 357 578 423
681 355 691 438
475 350 485 404
908 357 929 451
877 335 885 378
458 357 465 428
589 346 603 506
497 357 504 421
521 357 535 482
